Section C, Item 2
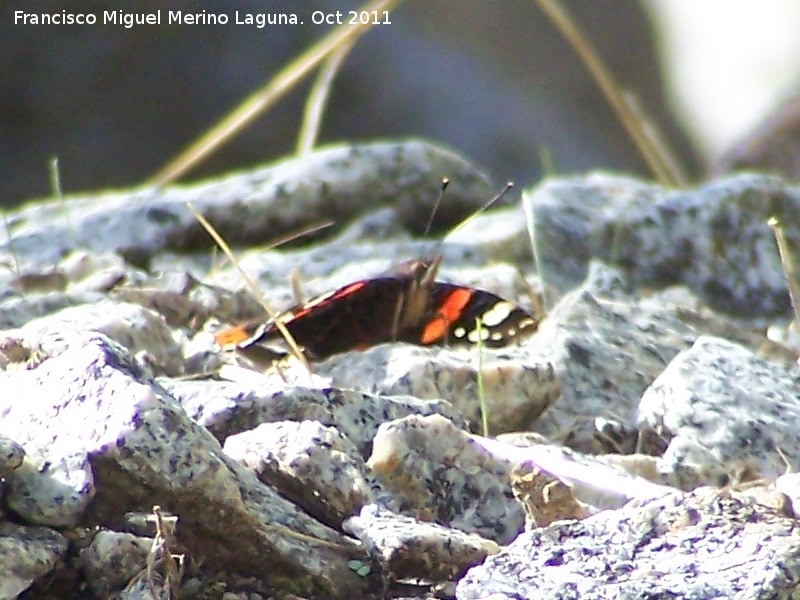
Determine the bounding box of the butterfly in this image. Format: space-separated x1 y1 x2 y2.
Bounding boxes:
215 256 538 361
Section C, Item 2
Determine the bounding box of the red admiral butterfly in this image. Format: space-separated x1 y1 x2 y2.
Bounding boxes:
215 255 539 361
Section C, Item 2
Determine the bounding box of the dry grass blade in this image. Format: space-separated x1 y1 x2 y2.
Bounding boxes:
2 213 21 279
206 220 333 273
51 156 77 244
49 156 63 197
297 37 357 156
145 505 183 600
475 317 489 437
521 189 550 313
532 0 685 188
149 0 404 186
185 201 311 373
768 216 800 325
258 219 335 250
622 91 688 186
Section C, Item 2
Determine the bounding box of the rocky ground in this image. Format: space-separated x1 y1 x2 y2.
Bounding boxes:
2 140 800 599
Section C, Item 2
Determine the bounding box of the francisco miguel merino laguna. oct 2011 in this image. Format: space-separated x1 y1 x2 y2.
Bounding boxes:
14 10 300 28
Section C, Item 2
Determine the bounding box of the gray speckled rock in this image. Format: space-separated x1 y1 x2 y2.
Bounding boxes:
316 344 560 435
639 335 800 486
526 173 663 292
775 473 800 515
457 488 800 599
78 530 152 598
468 436 674 511
0 253 231 335
368 414 525 544
117 570 170 600
8 300 184 376
579 259 637 299
0 433 24 474
527 172 800 316
4 455 94 528
0 522 68 600
0 332 370 598
224 420 373 528
113 269 258 330
0 140 492 265
0 290 106 331
524 286 698 453
344 503 499 584
165 378 469 455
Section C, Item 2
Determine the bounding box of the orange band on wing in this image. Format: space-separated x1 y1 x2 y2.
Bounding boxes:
214 325 252 347
420 288 472 344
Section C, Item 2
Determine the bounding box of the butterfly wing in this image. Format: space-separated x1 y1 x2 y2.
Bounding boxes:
216 276 410 359
405 282 538 347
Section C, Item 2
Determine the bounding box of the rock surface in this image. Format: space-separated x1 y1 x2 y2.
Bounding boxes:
0 140 492 265
224 419 374 528
0 523 68 600
640 335 800 486
457 488 800 599
528 172 800 316
2 141 800 598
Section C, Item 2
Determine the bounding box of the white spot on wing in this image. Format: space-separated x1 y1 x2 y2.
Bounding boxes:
480 301 514 327
467 328 491 343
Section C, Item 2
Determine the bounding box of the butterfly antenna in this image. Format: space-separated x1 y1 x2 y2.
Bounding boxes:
448 181 514 237
423 178 450 238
